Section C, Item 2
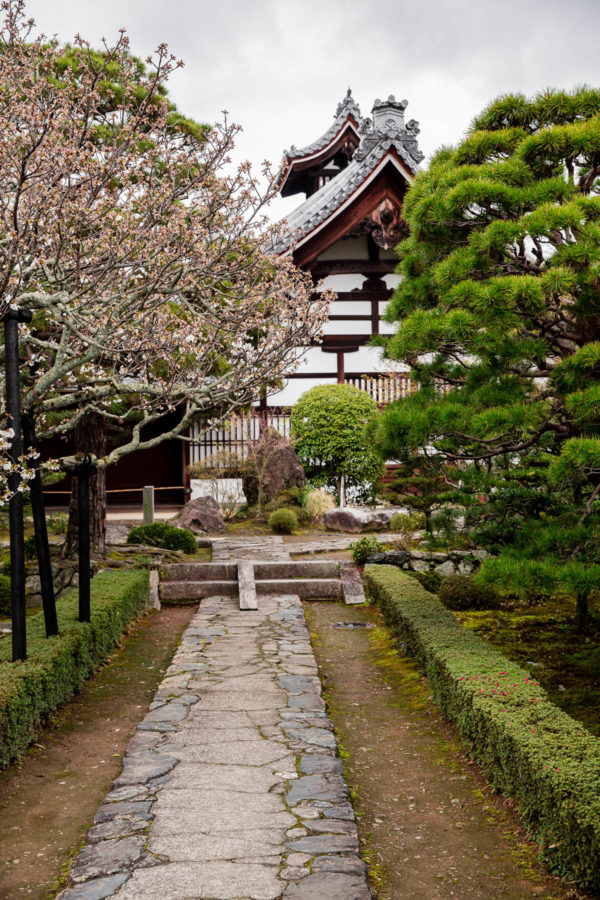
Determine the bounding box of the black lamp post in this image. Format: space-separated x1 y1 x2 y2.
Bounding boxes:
3 307 32 661
76 454 95 623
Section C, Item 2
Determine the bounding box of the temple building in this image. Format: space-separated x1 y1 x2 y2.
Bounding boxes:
187 90 424 472
266 89 423 407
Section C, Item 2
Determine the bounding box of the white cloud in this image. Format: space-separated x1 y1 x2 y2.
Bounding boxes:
24 0 600 223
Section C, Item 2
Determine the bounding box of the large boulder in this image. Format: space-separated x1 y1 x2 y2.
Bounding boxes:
242 428 305 507
323 507 400 533
171 495 225 534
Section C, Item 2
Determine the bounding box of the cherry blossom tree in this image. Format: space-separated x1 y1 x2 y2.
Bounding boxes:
0 0 330 550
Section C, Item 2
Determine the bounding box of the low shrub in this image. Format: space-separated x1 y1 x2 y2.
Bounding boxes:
304 489 335 523
408 569 441 594
439 574 500 611
268 508 298 534
46 512 68 535
350 535 384 567
363 565 600 891
23 535 37 560
127 522 197 554
0 574 10 618
389 512 426 549
265 487 304 512
0 568 149 769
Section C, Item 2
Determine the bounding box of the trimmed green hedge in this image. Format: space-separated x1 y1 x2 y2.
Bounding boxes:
364 565 600 891
0 568 149 770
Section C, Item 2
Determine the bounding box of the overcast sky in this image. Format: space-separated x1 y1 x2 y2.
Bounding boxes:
25 0 600 220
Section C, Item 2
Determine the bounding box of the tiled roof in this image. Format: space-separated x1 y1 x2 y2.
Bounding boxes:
282 88 361 163
274 95 424 254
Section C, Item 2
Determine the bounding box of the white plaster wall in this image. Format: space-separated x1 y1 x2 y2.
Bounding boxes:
384 273 402 289
330 299 371 316
324 320 371 335
317 237 368 260
268 376 338 406
345 345 409 373
292 346 337 374
318 273 365 292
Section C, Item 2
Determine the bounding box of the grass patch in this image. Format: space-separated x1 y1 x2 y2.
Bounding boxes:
0 568 149 769
364 565 600 892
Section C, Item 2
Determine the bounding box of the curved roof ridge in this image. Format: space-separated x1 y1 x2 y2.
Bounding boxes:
283 88 362 162
275 95 424 255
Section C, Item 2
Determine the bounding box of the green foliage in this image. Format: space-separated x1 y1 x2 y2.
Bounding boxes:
46 512 68 535
408 569 442 594
291 384 384 502
264 486 304 512
438 574 500 610
350 535 384 566
0 569 149 769
127 522 197 554
0 574 10 618
389 511 425 549
304 489 336 523
382 455 451 532
364 565 600 890
23 535 37 560
267 508 298 534
377 86 600 616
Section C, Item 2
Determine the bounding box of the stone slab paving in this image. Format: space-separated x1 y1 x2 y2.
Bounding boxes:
211 536 292 562
57 594 371 900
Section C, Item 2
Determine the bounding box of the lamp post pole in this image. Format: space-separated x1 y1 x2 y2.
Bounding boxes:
3 307 33 661
77 455 95 623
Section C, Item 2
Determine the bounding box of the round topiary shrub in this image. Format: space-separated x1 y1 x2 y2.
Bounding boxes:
290 383 384 503
127 522 197 554
268 508 298 535
438 574 500 611
0 573 10 618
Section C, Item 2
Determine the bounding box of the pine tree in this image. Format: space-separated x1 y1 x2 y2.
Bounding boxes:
376 87 600 630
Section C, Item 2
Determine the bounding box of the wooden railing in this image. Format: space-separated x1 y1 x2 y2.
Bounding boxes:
189 412 291 468
345 373 415 405
188 375 415 467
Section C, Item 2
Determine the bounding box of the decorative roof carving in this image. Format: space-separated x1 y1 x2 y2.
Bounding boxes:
355 96 423 165
283 88 362 162
275 94 423 254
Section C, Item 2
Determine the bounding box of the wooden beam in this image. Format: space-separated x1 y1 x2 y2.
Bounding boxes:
312 259 395 278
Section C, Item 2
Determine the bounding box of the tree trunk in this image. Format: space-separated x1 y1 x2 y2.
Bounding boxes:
22 414 59 637
63 414 108 557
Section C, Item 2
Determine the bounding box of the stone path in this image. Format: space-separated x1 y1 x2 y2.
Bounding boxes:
58 593 370 900
211 533 404 561
211 535 293 562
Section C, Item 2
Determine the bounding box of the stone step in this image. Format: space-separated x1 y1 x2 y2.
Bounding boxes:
159 580 237 602
238 559 257 611
253 561 340 579
256 578 342 599
340 563 366 605
160 563 237 582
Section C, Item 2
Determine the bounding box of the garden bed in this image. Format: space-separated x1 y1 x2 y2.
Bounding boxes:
364 565 600 892
0 568 149 769
453 602 600 739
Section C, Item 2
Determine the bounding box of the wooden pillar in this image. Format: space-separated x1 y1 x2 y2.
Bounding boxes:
337 351 345 384
371 297 380 335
